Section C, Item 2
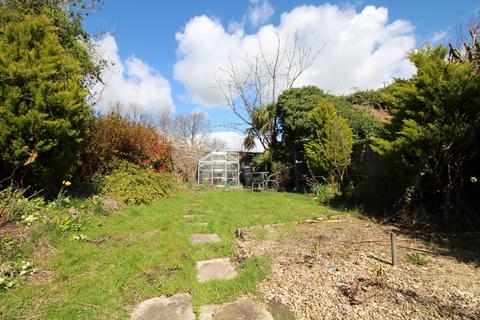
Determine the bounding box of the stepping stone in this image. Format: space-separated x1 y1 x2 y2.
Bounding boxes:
183 214 205 219
196 258 237 282
189 234 220 244
130 293 194 320
186 222 208 227
199 297 273 320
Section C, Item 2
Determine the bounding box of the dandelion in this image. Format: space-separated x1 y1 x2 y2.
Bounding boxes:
62 180 72 187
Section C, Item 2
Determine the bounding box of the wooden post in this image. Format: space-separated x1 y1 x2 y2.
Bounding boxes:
391 232 398 267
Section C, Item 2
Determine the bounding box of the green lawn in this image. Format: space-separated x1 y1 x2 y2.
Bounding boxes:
1 190 338 319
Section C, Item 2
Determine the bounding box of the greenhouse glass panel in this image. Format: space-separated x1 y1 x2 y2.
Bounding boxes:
198 151 240 187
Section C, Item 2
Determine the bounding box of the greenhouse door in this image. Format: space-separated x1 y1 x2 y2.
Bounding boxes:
197 152 240 187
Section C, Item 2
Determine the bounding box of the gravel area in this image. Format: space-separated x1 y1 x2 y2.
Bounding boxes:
235 215 480 320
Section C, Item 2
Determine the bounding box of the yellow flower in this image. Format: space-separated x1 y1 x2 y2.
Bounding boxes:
62 180 72 187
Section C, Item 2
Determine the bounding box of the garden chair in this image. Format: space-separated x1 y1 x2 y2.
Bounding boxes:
251 172 267 191
263 172 280 190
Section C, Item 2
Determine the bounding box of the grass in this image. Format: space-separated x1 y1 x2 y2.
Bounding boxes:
0 190 336 319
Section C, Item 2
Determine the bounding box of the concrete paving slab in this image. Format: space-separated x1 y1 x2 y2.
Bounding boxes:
183 214 205 219
196 258 237 282
189 234 220 244
186 222 208 227
130 293 194 320
199 297 274 320
199 305 221 320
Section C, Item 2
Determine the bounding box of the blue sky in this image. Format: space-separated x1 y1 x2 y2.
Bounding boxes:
84 0 479 148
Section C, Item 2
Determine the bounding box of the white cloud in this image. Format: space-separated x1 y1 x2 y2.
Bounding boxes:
430 29 450 44
210 131 264 152
174 4 416 107
93 34 174 114
248 0 274 28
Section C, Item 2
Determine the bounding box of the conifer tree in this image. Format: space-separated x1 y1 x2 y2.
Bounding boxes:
304 100 353 184
0 11 92 191
372 45 480 228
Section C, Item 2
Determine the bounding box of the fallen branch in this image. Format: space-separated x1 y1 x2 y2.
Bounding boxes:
357 239 441 255
298 219 347 224
397 245 440 255
357 238 413 244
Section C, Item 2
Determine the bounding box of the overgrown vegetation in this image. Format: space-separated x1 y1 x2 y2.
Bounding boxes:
372 44 480 229
0 191 332 318
0 187 46 226
78 109 173 188
103 161 177 205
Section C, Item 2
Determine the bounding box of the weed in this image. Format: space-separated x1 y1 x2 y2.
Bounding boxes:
0 187 47 226
406 252 429 266
0 260 37 291
373 266 388 288
0 236 20 261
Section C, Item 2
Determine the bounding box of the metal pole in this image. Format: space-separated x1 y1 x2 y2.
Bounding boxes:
391 232 397 267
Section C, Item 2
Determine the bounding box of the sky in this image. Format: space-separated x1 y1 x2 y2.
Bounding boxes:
84 0 479 150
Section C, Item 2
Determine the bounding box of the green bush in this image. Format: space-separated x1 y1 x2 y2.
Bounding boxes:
334 98 385 143
310 183 339 204
103 162 177 205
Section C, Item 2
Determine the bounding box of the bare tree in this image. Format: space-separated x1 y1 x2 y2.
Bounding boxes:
449 16 480 72
173 112 211 146
158 111 225 182
217 31 321 151
157 109 174 137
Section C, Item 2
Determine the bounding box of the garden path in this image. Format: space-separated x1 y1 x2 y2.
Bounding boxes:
130 200 273 320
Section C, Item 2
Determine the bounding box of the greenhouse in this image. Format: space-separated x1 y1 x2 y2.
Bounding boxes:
197 151 240 187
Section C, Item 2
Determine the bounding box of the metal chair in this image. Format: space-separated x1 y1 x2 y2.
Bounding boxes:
251 172 267 191
263 172 280 190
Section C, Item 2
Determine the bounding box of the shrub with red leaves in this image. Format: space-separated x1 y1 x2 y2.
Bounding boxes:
78 112 173 181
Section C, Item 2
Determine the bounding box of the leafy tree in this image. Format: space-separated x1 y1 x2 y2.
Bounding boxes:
334 97 385 142
346 89 390 110
277 86 330 140
304 100 353 184
277 86 383 145
0 12 92 192
243 103 277 151
1 0 103 93
372 45 480 229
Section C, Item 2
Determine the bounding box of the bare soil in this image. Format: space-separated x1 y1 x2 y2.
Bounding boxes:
235 215 480 320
